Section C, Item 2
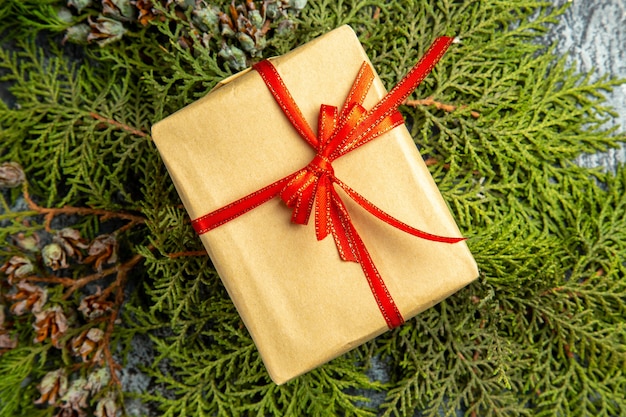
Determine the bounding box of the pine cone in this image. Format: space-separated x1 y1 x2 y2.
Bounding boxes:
71 328 105 362
35 369 68 406
0 306 18 350
53 228 89 262
0 162 25 188
85 367 111 393
33 306 69 348
0 255 34 284
131 0 162 25
42 243 69 271
58 378 90 417
7 281 48 315
67 0 94 13
84 234 118 271
78 290 114 320
94 393 118 417
102 0 136 21
87 16 128 46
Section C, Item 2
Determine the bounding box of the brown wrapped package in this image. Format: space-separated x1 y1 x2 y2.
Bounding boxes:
151 25 478 384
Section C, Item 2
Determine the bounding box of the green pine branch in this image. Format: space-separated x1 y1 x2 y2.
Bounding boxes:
0 39 154 208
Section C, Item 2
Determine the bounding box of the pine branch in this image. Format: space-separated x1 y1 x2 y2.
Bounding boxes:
403 97 480 118
89 111 149 138
166 250 207 259
21 182 145 232
100 252 145 387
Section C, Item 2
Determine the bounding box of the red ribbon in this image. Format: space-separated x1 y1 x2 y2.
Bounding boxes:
192 36 464 329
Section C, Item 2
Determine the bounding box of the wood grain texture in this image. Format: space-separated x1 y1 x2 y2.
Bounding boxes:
546 0 626 171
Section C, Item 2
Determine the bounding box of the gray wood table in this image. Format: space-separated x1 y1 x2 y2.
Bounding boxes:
547 0 626 171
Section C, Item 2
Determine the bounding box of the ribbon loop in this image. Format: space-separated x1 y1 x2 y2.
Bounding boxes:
193 36 460 329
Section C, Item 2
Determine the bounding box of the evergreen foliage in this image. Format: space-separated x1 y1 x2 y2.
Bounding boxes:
1 1 625 416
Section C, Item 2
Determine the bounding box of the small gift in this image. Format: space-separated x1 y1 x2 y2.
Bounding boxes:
151 25 478 384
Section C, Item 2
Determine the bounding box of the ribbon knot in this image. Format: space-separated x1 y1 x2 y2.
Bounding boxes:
191 36 463 329
307 154 334 177
280 154 335 228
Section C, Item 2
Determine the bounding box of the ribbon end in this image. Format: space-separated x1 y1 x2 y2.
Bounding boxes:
339 252 359 263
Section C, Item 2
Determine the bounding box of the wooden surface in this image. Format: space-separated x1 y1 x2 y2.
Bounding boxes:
546 0 626 171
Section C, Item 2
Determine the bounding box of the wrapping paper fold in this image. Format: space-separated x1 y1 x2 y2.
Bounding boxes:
151 25 478 384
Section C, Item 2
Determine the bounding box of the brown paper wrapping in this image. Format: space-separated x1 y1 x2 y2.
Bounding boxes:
151 25 478 384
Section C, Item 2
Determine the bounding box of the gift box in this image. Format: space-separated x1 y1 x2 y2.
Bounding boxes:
151 25 478 384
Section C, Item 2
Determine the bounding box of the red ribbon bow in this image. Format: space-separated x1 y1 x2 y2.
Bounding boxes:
192 36 464 329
